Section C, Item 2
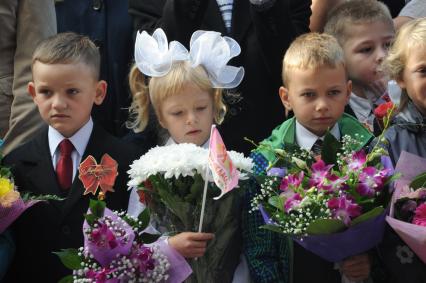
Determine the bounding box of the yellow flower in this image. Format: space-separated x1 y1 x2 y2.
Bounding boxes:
0 177 14 197
0 190 19 207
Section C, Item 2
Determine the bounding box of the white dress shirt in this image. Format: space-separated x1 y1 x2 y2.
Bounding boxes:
295 120 340 151
48 118 93 181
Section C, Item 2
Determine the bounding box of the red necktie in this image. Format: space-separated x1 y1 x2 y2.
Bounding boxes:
56 139 74 190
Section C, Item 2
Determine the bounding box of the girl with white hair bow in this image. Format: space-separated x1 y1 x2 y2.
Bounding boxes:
127 28 250 283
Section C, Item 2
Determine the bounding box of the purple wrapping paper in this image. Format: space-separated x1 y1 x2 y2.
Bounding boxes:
83 207 135 267
83 207 192 282
155 240 192 283
294 211 386 262
0 198 40 234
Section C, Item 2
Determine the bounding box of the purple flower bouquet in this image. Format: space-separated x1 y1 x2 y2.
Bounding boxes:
57 200 192 283
252 133 397 262
294 208 386 262
56 154 192 283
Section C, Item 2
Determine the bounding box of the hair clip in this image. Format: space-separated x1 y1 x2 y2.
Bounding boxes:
134 28 244 89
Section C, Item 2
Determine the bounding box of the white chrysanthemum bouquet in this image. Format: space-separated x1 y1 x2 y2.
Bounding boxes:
128 143 253 232
128 142 253 282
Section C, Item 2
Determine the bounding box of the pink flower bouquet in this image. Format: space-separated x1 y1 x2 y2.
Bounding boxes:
386 151 426 264
56 155 192 283
252 133 396 262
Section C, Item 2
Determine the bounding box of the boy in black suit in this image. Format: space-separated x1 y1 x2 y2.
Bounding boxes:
3 32 141 282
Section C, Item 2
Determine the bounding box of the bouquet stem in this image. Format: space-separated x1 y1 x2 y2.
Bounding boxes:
198 167 210 232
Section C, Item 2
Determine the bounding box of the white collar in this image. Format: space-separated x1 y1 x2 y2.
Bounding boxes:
48 118 93 158
349 92 373 121
295 120 340 151
165 137 210 149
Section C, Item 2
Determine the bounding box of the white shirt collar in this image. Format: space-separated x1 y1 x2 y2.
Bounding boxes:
48 118 93 158
295 120 340 151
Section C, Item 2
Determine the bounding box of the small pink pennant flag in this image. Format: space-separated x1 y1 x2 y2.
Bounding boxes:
208 125 239 200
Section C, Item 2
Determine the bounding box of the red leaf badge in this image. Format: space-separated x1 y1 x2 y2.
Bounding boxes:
78 154 118 196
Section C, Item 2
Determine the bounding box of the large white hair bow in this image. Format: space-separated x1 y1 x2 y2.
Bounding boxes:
134 28 244 89
189 30 244 88
134 29 189 77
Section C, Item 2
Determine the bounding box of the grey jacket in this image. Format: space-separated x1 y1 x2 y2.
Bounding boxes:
378 101 426 283
384 102 426 166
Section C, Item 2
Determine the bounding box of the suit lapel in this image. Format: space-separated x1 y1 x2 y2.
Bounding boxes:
61 124 107 218
22 129 66 214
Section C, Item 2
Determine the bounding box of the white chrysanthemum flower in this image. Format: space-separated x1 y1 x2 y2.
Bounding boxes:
127 143 253 187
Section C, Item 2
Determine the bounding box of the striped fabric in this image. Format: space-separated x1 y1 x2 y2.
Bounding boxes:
216 0 233 33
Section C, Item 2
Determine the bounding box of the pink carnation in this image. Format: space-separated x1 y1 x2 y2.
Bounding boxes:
413 203 426 227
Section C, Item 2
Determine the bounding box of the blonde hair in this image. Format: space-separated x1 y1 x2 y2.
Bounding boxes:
32 32 100 79
282 32 346 86
127 61 227 132
383 18 426 112
324 0 394 45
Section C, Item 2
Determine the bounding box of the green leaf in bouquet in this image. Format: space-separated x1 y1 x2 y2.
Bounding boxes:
53 248 82 270
21 192 64 202
410 172 426 190
268 196 284 211
366 147 388 166
291 157 308 170
367 156 382 167
0 167 11 178
89 198 106 218
306 218 345 235
282 142 304 156
322 132 342 167
137 207 151 231
185 174 204 202
150 175 194 231
175 176 191 198
260 224 284 233
84 213 97 226
139 232 161 244
58 275 74 283
254 174 268 185
384 172 402 186
351 206 384 226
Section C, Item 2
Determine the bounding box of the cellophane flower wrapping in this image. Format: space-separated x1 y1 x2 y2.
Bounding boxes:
57 200 192 283
0 149 50 233
127 143 253 282
251 133 396 262
0 196 40 234
386 151 426 264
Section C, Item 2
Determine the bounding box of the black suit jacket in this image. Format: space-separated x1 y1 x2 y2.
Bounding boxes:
3 124 142 282
128 0 311 154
